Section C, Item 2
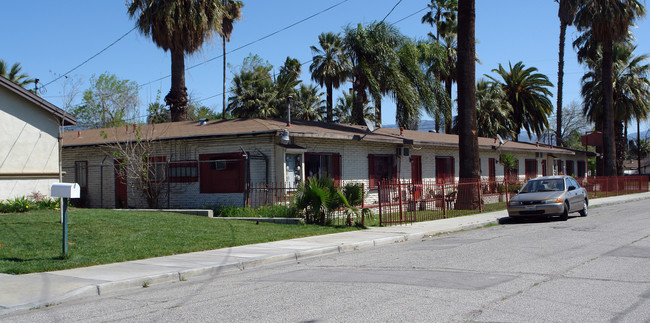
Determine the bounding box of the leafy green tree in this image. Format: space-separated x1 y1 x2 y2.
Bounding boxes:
227 54 278 118
310 32 351 123
128 0 224 122
555 0 579 146
191 106 219 120
73 73 139 129
542 100 591 146
219 0 244 119
486 61 554 141
574 0 646 176
0 59 35 89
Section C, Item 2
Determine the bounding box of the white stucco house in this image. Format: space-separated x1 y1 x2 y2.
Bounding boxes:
0 76 76 200
61 118 590 209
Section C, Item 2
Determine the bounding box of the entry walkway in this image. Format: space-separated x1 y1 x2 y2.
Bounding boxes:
1 192 649 315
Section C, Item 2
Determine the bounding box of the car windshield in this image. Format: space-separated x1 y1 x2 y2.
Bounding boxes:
520 179 565 193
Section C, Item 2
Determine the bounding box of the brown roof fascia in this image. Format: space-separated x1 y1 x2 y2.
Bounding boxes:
62 118 580 156
0 75 76 125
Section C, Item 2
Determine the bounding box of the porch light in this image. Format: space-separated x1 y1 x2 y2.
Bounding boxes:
280 129 290 144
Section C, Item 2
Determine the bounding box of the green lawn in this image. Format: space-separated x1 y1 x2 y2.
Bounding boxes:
0 209 361 274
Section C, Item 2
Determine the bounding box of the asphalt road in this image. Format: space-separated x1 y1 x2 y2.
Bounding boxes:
5 199 650 322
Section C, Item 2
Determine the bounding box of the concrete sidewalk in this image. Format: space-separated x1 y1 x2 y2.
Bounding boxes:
2 192 649 315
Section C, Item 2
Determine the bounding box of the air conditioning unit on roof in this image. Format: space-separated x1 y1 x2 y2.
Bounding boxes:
396 147 410 157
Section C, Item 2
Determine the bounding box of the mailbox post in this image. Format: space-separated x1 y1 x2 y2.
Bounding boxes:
51 183 80 255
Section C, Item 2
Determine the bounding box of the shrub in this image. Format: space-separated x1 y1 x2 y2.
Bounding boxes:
207 204 299 218
36 198 60 210
0 197 34 213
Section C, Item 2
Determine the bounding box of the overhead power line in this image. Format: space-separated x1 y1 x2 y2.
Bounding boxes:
138 0 349 88
382 0 404 22
43 27 137 88
194 7 428 105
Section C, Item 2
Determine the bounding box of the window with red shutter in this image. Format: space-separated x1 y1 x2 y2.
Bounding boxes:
199 153 246 193
368 154 396 188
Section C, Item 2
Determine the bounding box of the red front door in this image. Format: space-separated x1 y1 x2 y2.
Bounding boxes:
411 155 422 184
114 160 128 208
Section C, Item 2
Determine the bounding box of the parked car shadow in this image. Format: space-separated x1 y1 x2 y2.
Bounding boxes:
498 216 575 225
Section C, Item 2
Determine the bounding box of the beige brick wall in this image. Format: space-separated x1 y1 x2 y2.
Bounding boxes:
63 131 587 209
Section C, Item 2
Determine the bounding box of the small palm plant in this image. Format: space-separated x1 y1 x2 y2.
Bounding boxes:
294 177 334 225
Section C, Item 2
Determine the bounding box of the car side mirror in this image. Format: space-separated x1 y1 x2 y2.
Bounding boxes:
568 185 576 191
514 189 519 194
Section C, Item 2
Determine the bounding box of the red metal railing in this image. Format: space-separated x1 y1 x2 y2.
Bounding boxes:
376 176 648 226
246 182 296 209
244 176 647 226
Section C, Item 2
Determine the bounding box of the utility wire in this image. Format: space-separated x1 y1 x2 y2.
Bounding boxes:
138 0 349 88
73 6 428 128
43 27 137 88
193 7 428 105
382 0 404 23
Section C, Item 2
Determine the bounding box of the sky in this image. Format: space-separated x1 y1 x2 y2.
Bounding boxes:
3 0 650 134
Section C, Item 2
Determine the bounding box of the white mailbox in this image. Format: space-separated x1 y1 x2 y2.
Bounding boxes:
51 183 81 198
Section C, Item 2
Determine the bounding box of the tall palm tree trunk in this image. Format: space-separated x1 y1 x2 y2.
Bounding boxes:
456 0 480 209
222 37 227 119
167 50 189 122
326 82 333 123
375 100 382 127
556 20 567 147
601 38 617 176
637 118 642 174
444 78 453 133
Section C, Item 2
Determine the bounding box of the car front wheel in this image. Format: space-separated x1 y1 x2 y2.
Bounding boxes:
560 203 569 221
579 200 588 217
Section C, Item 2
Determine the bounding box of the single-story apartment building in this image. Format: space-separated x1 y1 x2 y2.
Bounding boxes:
0 75 76 200
62 118 590 209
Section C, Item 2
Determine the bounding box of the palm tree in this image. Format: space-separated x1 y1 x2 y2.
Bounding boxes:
555 0 579 146
0 59 35 88
421 0 458 43
219 0 243 120
465 79 515 139
334 91 375 124
395 40 448 130
456 0 480 209
574 0 646 176
343 22 407 126
486 61 554 141
418 40 452 132
227 54 278 118
128 0 224 122
294 84 325 121
310 32 351 123
422 1 458 133
581 43 650 174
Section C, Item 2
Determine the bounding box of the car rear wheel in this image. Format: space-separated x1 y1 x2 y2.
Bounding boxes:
560 203 569 221
579 200 588 217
